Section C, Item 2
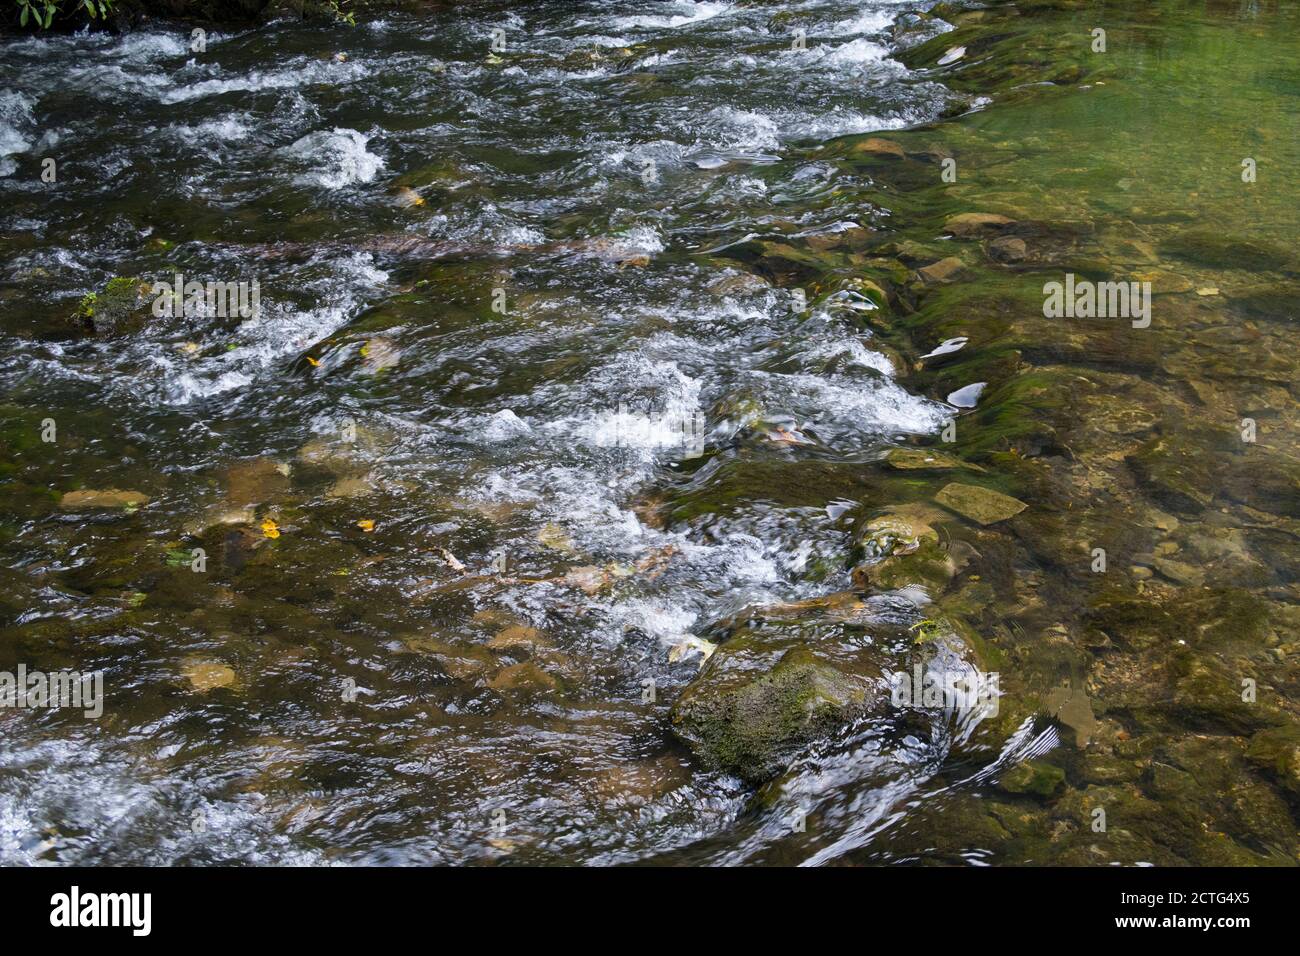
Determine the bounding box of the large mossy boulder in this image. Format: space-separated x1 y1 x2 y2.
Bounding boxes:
670 637 884 784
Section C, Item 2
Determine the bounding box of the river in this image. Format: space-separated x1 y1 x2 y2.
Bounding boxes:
1 0 1297 866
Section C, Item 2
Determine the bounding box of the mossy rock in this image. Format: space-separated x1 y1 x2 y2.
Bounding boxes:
1165 653 1278 735
854 538 957 593
670 643 881 784
72 276 154 336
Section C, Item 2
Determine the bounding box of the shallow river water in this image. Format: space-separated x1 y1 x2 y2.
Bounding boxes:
1 0 1297 866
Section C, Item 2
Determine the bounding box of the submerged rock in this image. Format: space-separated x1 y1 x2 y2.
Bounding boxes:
403 636 495 680
1151 556 1205 587
1160 229 1292 272
851 504 960 592
488 662 559 694
944 212 1014 238
934 483 1027 525
1044 684 1099 748
1127 428 1236 512
849 137 906 160
985 235 1027 263
706 272 770 297
1131 268 1193 294
59 489 150 511
182 661 236 693
884 447 981 472
224 459 290 507
917 256 967 284
488 625 549 654
1222 453 1300 518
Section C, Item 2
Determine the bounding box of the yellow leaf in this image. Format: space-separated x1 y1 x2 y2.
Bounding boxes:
668 636 717 669
356 518 375 532
306 356 320 367
261 518 280 539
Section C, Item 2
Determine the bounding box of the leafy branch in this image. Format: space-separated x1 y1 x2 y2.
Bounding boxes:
15 0 113 29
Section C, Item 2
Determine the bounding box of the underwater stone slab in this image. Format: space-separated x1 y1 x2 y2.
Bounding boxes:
58 489 151 511
917 256 967 284
944 212 1014 238
884 448 981 471
849 137 906 160
934 483 1027 525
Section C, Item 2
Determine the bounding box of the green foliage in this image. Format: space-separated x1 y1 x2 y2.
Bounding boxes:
15 0 112 29
330 0 354 26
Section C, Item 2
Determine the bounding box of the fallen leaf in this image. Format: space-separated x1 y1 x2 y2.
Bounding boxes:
356 518 375 532
668 636 717 669
261 518 280 539
360 337 401 373
393 186 426 208
558 565 610 594
764 425 814 445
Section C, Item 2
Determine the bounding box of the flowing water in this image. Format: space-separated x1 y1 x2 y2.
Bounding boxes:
1 0 1297 866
